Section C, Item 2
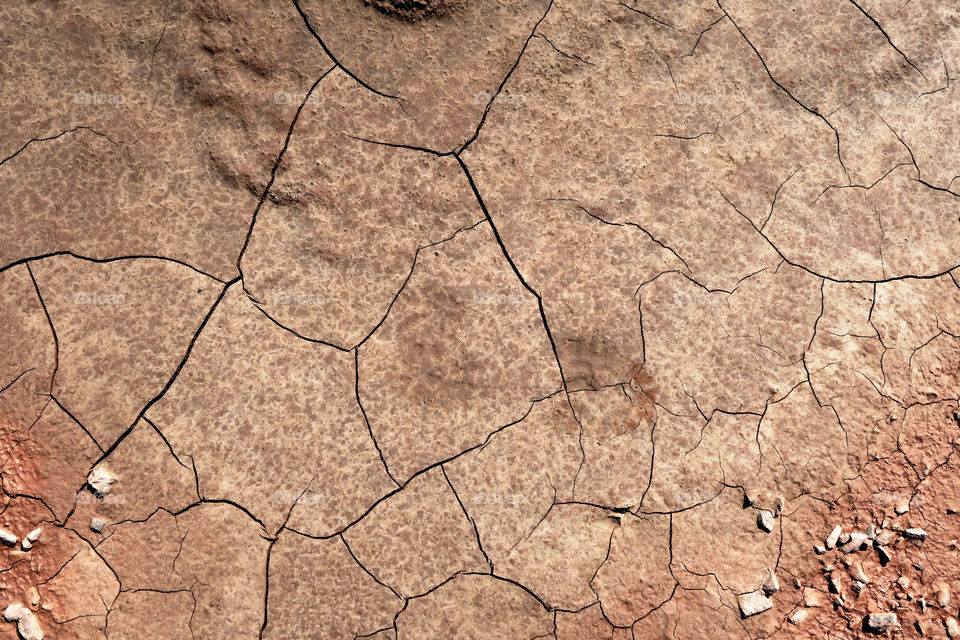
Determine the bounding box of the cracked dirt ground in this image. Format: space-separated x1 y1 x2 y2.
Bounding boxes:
1 0 960 638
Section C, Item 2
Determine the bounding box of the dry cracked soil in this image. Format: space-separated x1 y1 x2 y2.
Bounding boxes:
1 0 959 639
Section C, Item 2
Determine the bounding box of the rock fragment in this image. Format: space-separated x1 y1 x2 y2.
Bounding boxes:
828 572 843 594
839 533 869 553
757 510 775 533
90 518 106 534
803 588 822 607
895 501 910 515
825 525 842 549
903 528 927 544
762 569 779 596
0 529 17 547
2 603 43 640
875 530 897 546
937 584 951 608
946 617 960 638
737 590 773 618
864 612 897 634
20 529 41 551
87 466 118 497
877 546 891 565
788 608 808 624
848 561 869 584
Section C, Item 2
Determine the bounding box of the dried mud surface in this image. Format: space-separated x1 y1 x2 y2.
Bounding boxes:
1 1 959 639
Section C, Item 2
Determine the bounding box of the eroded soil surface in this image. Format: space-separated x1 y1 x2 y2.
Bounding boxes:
1 0 959 638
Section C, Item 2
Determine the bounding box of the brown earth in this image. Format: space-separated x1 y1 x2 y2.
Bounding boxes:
1 0 959 638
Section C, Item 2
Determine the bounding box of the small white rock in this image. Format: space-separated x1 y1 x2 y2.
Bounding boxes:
895 500 910 515
2 603 24 622
787 608 808 625
90 518 106 534
17 612 42 640
813 544 826 555
737 590 773 618
828 572 843 594
849 561 869 584
864 612 897 634
0 529 17 547
877 545 892 565
762 569 779 596
937 584 951 608
3 603 43 640
903 528 927 543
757 510 775 533
874 530 896 546
946 616 960 638
87 466 118 497
839 532 869 553
21 528 41 552
825 525 842 549
803 588 822 608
